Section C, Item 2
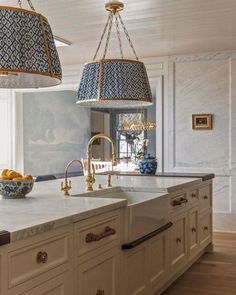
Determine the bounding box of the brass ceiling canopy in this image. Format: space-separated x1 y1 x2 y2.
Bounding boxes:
77 1 153 108
0 0 62 88
105 1 124 13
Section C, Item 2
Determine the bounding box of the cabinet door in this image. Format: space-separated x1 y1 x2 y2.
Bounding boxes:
22 273 70 295
199 210 212 247
77 249 118 295
189 207 199 257
147 231 169 290
123 245 147 295
170 212 188 272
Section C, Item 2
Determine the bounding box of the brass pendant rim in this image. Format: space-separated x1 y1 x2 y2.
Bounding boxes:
0 5 47 21
105 1 124 13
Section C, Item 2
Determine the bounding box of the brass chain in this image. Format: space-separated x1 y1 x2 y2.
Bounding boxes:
115 13 124 59
27 0 36 11
117 12 139 61
102 13 114 59
17 0 36 11
92 7 139 61
93 12 112 61
17 0 22 8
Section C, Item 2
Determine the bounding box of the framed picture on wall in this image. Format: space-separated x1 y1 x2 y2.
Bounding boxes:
192 114 213 130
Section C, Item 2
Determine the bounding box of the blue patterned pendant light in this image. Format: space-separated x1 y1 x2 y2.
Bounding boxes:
77 1 152 108
0 0 62 88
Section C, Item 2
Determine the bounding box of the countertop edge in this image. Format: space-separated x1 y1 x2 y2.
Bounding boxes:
9 199 127 243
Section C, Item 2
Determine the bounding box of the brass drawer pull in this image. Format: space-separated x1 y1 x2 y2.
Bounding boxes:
176 237 182 243
86 226 116 243
36 251 48 264
203 226 209 231
172 197 188 207
96 290 105 295
191 193 197 198
203 195 208 200
192 227 196 233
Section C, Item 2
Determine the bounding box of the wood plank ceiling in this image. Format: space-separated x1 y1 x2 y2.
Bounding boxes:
1 0 236 66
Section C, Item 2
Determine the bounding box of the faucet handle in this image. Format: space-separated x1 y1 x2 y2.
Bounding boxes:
61 180 71 197
107 174 112 188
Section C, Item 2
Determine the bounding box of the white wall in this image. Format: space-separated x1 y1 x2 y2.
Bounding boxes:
157 51 236 232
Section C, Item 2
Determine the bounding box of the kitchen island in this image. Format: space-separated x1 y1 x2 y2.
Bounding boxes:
0 174 214 295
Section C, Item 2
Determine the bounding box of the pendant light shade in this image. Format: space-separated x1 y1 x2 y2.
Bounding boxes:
77 1 152 108
77 59 152 108
0 5 62 88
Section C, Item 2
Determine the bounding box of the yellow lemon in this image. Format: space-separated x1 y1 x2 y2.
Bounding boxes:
12 177 23 181
0 176 10 180
7 170 19 180
23 175 33 180
1 169 9 177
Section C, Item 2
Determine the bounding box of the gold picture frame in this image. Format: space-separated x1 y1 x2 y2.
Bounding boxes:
192 114 213 130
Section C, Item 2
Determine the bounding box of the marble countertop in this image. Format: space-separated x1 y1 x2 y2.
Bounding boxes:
0 175 203 243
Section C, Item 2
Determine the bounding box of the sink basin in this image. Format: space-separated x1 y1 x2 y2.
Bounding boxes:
72 187 170 243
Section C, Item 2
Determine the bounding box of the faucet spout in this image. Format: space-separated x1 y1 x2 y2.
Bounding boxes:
86 134 116 192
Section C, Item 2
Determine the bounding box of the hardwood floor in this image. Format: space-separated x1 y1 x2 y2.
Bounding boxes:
163 233 236 295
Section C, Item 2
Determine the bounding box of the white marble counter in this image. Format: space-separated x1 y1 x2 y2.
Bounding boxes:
0 175 202 243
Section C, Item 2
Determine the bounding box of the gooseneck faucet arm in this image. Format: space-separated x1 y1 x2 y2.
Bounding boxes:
61 159 84 196
86 134 116 192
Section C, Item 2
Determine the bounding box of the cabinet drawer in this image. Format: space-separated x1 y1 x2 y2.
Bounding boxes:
75 211 120 257
171 193 188 213
189 207 199 256
22 272 70 295
199 211 212 246
199 185 211 211
170 212 188 271
188 189 199 206
8 233 69 288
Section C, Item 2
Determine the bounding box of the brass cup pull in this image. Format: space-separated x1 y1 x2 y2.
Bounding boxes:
203 226 209 231
96 290 105 295
86 226 116 243
176 237 182 243
36 251 48 264
172 197 188 207
192 227 196 233
203 195 208 200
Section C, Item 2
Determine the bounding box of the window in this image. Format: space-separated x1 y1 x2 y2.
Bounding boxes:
116 112 145 159
0 91 15 170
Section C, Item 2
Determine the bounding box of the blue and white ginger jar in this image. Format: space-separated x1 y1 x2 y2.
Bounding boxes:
139 154 157 175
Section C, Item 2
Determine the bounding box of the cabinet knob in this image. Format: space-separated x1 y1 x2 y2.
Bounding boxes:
191 227 196 233
36 251 48 264
176 237 182 243
191 193 197 198
203 195 208 200
203 226 208 231
96 290 105 295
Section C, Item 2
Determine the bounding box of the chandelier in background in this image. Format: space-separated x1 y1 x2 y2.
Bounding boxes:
117 109 156 135
77 1 153 108
0 0 62 88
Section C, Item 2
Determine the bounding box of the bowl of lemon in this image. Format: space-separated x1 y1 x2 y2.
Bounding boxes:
0 169 34 199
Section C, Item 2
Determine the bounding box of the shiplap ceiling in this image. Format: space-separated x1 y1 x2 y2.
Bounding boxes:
1 0 236 65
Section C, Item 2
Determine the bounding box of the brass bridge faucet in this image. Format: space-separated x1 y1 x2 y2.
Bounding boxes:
61 159 84 196
86 134 116 191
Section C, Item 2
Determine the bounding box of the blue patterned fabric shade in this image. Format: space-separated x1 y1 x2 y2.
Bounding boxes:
77 59 152 108
0 6 62 88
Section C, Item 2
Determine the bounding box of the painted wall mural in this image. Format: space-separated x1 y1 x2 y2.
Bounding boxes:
23 91 91 176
